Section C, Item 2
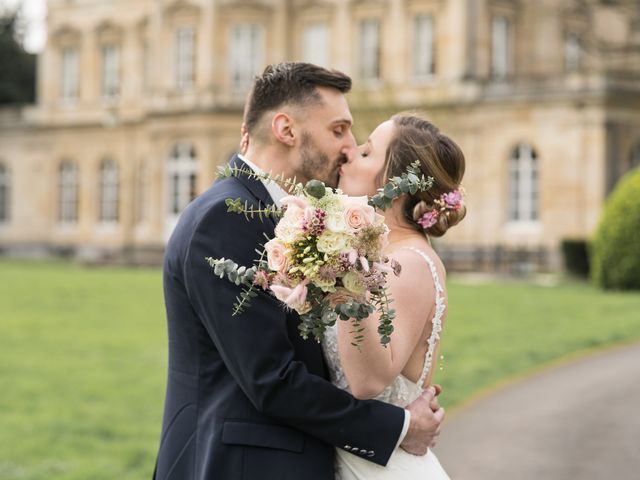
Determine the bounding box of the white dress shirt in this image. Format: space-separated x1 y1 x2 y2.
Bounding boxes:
236 153 411 449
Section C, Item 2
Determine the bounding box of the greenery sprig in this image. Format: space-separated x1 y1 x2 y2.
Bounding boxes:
225 198 282 222
217 164 300 193
206 249 268 316
370 288 396 346
369 160 434 211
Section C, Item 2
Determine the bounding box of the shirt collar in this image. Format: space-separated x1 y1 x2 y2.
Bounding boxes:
237 154 289 207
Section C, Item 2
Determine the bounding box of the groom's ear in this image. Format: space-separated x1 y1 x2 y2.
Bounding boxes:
272 112 296 147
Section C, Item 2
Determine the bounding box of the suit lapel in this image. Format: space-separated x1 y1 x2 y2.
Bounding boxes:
227 156 328 378
228 155 278 230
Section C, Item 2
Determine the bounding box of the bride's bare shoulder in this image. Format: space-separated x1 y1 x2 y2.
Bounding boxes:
388 241 446 276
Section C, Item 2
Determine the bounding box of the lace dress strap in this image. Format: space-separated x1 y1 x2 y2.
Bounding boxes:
400 246 446 388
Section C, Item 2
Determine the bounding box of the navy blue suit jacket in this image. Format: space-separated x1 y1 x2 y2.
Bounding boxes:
153 156 405 480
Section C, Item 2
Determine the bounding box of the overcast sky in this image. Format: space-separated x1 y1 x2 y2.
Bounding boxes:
1 0 46 53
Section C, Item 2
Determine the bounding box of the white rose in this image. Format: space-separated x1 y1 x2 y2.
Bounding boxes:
325 212 348 233
316 231 351 254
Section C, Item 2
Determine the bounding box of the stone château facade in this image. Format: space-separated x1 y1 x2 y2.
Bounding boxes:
0 0 639 270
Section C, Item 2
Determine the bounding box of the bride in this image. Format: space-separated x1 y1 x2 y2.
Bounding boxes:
323 113 467 479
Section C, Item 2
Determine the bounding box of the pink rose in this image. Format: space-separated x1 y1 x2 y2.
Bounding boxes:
325 288 365 309
264 238 289 273
270 280 309 312
343 197 376 232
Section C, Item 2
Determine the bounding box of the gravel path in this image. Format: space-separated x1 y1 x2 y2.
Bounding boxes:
434 343 640 480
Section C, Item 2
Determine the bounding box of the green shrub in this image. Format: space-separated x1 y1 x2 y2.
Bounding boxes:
591 168 640 289
561 239 590 278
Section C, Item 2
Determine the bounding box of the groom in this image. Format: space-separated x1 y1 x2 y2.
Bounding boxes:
153 62 444 480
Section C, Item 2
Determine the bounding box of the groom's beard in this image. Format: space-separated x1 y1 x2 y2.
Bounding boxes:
299 132 346 189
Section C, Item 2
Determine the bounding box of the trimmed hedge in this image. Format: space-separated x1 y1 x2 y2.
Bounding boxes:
561 239 590 278
591 168 640 290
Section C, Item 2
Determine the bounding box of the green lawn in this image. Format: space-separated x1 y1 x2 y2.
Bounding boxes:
1 260 640 479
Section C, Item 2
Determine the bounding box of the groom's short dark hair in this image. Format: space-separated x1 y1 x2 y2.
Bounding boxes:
244 62 352 139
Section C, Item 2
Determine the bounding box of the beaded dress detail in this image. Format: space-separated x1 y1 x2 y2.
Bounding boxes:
321 247 450 480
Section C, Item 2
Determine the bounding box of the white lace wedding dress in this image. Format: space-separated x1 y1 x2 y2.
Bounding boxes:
322 247 451 479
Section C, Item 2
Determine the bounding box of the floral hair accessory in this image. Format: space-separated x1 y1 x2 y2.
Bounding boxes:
417 187 465 229
417 210 439 229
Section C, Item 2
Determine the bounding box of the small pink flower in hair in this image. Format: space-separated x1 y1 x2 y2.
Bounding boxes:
441 189 463 210
417 210 439 229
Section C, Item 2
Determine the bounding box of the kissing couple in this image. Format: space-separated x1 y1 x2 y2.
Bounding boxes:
154 62 466 480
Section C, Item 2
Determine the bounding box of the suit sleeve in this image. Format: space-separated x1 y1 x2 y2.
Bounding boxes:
183 197 405 466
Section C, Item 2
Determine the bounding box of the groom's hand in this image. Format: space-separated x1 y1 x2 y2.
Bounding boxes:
400 386 445 456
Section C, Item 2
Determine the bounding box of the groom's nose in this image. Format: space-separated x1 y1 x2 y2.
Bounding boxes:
341 145 357 164
343 130 357 150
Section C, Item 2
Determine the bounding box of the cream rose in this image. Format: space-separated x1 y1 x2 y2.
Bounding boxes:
275 204 306 242
325 211 348 233
343 197 376 232
316 231 350 254
264 238 289 273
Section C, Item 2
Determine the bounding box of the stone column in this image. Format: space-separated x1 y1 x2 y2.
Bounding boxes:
121 24 138 105
80 26 97 105
198 1 215 95
332 0 352 74
271 0 289 62
387 0 407 88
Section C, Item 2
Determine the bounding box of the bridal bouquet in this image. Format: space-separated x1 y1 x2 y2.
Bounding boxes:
207 162 432 346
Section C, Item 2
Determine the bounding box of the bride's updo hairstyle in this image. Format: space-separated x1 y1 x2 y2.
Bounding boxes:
379 114 467 237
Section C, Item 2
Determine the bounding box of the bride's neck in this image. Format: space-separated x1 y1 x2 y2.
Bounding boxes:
383 202 424 246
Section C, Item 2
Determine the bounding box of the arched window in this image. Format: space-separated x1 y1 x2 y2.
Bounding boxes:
0 163 9 223
491 15 512 79
175 25 196 90
61 46 79 102
229 23 264 91
99 159 119 223
168 143 197 215
508 144 539 222
165 142 198 240
359 19 381 82
630 142 640 171
59 161 78 223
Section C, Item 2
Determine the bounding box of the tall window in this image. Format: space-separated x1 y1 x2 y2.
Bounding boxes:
101 44 120 99
229 24 264 91
58 161 78 224
565 33 582 72
61 46 79 101
99 159 119 223
359 19 380 82
136 161 150 224
175 26 195 90
0 163 9 223
630 142 640 171
491 16 511 79
508 144 539 223
168 143 197 216
303 22 329 67
412 15 436 81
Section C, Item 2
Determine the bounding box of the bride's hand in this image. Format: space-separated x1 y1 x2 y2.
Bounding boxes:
430 384 442 412
401 386 445 456
429 384 442 412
